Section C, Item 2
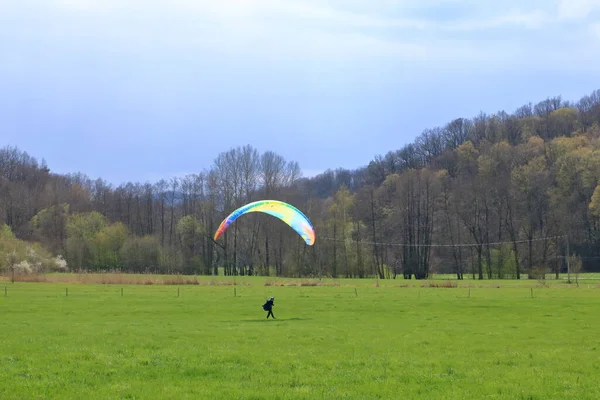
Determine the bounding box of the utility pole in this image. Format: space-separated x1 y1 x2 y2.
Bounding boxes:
566 235 571 283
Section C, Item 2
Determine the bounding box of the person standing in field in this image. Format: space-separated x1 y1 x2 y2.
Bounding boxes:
263 297 275 319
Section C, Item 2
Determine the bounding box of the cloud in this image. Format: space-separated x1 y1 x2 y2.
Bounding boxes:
591 22 600 39
47 0 556 32
441 9 551 31
301 169 324 178
53 0 101 10
162 1 560 33
557 0 600 20
7 0 600 75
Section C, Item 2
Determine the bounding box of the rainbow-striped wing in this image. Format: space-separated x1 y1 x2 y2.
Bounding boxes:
213 200 315 245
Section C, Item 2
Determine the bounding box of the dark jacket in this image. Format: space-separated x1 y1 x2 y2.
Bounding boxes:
263 299 274 311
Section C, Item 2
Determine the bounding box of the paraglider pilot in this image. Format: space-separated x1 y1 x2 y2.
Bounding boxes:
263 297 275 319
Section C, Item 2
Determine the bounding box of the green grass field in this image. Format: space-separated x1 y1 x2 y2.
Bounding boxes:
2 275 600 399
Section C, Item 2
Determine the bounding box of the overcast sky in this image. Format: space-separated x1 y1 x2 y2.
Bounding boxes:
1 0 599 184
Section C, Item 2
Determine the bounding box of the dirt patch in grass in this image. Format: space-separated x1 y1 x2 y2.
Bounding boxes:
5 273 243 286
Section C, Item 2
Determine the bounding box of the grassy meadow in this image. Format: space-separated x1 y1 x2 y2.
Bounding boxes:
2 274 600 399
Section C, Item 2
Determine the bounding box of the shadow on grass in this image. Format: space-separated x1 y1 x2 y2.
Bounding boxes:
224 318 312 323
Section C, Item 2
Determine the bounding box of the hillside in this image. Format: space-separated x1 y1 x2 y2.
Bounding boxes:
1 89 600 279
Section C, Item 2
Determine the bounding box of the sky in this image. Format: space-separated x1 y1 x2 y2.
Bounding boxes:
1 0 599 185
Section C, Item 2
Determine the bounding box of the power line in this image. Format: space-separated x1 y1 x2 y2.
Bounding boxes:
318 235 567 248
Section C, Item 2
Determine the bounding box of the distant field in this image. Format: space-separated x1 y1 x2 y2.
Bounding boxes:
2 278 600 399
1 271 599 288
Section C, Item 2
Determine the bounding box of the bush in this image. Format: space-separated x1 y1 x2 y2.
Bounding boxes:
0 224 64 276
528 266 548 280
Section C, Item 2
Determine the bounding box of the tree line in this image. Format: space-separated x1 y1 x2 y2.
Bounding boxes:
1 89 599 279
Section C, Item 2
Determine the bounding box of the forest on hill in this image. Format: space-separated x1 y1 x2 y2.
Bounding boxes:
1 89 600 279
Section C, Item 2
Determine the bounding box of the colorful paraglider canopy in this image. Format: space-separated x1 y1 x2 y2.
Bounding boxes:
213 200 315 245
